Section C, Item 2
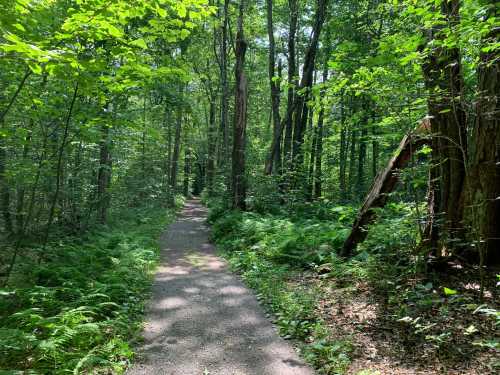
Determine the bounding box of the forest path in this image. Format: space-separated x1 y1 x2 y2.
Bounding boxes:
127 199 314 375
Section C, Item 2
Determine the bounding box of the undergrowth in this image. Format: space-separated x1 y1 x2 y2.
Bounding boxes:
208 199 500 374
0 205 176 374
209 204 356 374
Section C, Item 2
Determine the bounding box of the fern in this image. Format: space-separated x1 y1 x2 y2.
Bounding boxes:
0 207 172 373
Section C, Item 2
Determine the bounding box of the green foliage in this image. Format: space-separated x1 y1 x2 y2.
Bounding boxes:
211 207 355 373
0 207 174 374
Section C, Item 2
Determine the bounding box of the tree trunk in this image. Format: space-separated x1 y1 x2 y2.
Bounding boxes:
206 97 217 195
0 127 12 234
183 147 191 197
421 0 467 250
170 106 183 206
97 123 111 223
291 0 327 177
339 93 348 201
231 0 248 210
283 0 298 170
264 0 282 175
371 112 379 180
314 66 328 200
464 3 500 265
357 104 368 196
348 125 357 200
219 0 230 171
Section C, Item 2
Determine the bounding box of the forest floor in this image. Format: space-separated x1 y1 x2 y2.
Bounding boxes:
127 199 314 375
208 204 499 375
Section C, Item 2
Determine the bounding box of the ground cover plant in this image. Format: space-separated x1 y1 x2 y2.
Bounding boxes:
209 199 499 374
0 205 176 374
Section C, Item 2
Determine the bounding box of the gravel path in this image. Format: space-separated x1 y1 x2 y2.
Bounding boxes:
127 200 314 375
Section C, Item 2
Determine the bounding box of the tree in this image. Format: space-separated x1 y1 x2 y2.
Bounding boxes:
231 0 248 210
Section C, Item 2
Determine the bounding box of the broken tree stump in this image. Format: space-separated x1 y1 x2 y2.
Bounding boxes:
341 120 430 257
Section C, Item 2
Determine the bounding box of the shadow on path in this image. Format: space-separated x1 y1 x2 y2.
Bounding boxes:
127 200 314 375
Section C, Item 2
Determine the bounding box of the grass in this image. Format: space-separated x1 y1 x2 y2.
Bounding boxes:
0 205 176 374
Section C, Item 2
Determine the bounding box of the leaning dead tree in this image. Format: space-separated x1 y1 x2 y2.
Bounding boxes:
341 120 430 257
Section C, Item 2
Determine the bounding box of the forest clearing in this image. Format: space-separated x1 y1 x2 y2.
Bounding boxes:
0 0 499 374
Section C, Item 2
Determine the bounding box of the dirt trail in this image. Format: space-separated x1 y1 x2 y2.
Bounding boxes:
127 199 314 375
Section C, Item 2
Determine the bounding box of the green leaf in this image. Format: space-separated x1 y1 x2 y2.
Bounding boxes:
28 63 42 75
130 38 147 49
443 287 457 296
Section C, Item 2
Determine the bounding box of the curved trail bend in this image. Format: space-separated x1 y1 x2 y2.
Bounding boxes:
127 199 314 375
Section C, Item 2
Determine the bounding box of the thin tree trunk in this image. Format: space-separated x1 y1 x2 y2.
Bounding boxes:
206 97 217 195
357 103 368 196
44 82 78 244
219 0 230 171
264 0 282 175
371 112 379 179
290 0 327 180
348 126 357 200
0 126 12 234
283 0 298 170
313 65 328 199
231 0 248 210
97 123 111 223
170 106 183 206
339 92 348 201
183 147 191 197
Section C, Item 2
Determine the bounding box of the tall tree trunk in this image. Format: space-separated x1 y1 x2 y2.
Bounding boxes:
371 112 379 180
44 82 78 244
183 147 191 197
164 104 172 190
348 126 357 200
206 96 217 195
264 0 282 175
314 65 328 200
357 102 368 196
464 2 499 265
170 106 183 206
421 0 467 250
231 0 248 210
290 0 327 180
97 123 111 223
307 114 317 201
0 124 12 234
339 92 348 201
283 0 298 170
15 129 32 233
219 0 230 171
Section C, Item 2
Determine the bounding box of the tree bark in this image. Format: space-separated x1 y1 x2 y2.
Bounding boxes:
283 0 298 170
219 0 230 171
0 126 12 234
313 66 328 200
421 0 467 250
339 92 348 201
170 105 183 206
97 123 111 224
231 0 248 210
291 0 327 177
183 147 191 197
206 96 217 195
264 0 282 175
464 2 500 264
